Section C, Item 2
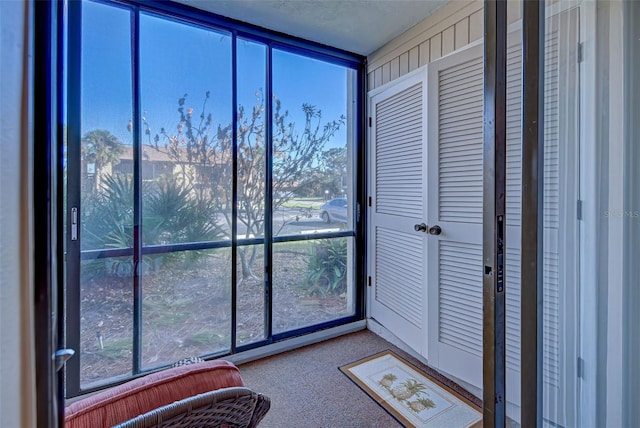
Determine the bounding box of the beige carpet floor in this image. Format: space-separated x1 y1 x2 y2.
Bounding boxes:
238 329 481 428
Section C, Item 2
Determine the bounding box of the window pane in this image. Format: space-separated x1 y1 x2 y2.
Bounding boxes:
139 13 232 245
141 249 232 370
237 39 267 240
272 237 355 334
79 0 134 389
80 257 133 388
236 244 266 346
80 1 133 252
272 50 355 236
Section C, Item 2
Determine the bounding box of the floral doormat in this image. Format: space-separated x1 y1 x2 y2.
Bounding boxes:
340 351 482 428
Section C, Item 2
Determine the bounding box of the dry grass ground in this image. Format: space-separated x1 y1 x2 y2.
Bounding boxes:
79 241 351 386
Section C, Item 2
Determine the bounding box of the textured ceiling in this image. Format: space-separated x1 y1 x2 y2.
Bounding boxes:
175 0 449 56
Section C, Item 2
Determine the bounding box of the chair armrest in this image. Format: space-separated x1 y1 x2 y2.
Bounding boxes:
113 386 270 428
65 360 244 428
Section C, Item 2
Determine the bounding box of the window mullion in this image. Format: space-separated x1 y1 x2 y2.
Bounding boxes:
65 0 83 398
130 6 143 376
231 31 238 353
264 45 273 341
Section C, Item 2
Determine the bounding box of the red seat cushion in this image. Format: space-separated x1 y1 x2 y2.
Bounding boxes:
65 360 244 428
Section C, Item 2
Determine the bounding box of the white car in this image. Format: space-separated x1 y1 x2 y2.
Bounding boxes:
320 198 347 223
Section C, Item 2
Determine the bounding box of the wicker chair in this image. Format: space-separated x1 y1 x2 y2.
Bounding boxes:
65 360 270 428
113 386 270 428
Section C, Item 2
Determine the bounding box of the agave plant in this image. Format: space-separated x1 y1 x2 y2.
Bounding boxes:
82 172 224 275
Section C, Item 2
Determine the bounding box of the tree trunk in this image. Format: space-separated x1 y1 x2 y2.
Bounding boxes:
238 246 259 281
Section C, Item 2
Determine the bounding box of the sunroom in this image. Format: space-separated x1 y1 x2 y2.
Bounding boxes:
1 0 638 426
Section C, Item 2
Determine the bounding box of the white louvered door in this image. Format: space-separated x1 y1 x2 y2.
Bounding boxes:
368 68 428 356
426 43 485 388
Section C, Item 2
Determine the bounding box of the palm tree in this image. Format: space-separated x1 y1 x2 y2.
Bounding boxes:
409 397 436 412
81 129 124 189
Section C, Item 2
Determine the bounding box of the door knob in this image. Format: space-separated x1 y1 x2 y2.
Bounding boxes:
428 225 442 235
414 223 428 233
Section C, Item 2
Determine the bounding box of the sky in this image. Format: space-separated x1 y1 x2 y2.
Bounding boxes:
80 0 351 150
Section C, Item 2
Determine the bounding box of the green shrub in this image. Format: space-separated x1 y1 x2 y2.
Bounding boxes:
304 238 347 296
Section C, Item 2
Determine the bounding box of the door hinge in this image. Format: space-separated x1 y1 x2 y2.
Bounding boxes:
577 357 585 378
577 42 583 63
368 196 372 207
577 199 583 220
368 117 372 127
367 276 372 287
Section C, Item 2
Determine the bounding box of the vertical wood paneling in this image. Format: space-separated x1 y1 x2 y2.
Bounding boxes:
455 17 470 49
368 71 375 90
469 10 483 42
399 52 409 76
419 40 430 66
367 1 484 86
374 67 382 89
442 26 455 56
381 62 391 85
409 46 420 71
390 57 400 80
368 4 485 88
430 33 442 61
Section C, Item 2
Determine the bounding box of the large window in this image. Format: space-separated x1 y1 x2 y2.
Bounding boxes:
65 0 363 396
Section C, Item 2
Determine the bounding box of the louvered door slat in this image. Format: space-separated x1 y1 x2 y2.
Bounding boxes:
506 248 522 371
375 82 423 218
440 94 484 111
438 241 482 355
506 40 523 228
438 56 483 224
376 146 421 158
375 227 424 327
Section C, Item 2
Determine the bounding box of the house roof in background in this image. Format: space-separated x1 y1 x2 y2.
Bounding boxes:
173 0 450 56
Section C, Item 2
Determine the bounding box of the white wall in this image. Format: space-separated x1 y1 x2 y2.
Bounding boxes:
0 1 35 426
